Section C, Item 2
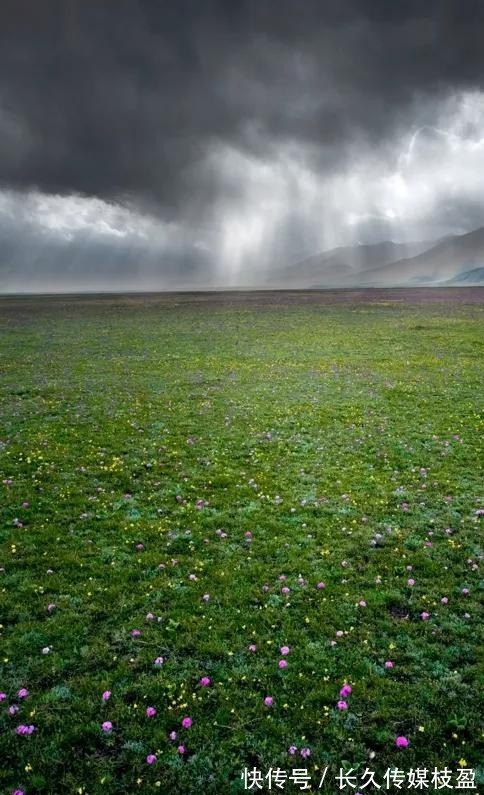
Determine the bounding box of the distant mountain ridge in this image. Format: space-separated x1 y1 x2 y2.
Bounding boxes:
358 226 484 285
274 226 484 287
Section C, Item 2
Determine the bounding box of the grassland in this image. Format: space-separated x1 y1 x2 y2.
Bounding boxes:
0 290 482 794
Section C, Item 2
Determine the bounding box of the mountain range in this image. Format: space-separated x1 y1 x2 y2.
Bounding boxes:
272 226 484 288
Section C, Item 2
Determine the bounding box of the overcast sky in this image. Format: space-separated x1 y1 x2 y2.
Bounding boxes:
1 0 484 290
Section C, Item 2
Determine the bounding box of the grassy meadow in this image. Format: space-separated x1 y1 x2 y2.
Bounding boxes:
0 290 482 794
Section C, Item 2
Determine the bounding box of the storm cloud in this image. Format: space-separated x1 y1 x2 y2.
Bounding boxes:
1 0 484 289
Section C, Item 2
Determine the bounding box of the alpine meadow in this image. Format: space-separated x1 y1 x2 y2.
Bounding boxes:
0 290 482 793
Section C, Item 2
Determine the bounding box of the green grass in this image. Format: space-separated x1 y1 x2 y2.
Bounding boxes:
0 292 482 794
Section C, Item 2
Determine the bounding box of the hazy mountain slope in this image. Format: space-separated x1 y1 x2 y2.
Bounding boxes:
357 226 484 285
443 266 484 285
274 239 440 287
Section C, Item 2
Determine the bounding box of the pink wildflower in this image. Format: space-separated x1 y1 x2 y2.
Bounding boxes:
131 629 141 637
177 745 186 754
278 659 287 669
407 578 415 587
264 696 274 707
340 684 352 698
17 689 29 699
146 706 157 717
102 690 111 701
146 754 157 765
300 747 311 758
337 700 348 711
248 644 257 652
316 581 326 589
288 745 297 754
154 656 164 666
199 676 211 687
101 721 113 733
420 611 430 620
15 724 35 735
280 645 290 655
395 736 409 748
384 661 394 669
181 716 192 729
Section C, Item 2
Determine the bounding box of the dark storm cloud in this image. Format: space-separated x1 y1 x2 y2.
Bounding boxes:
1 0 484 216
1 0 484 291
